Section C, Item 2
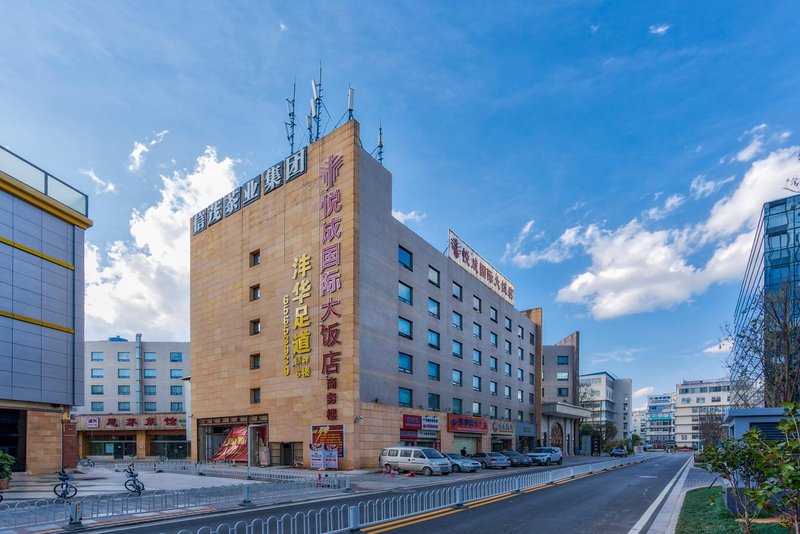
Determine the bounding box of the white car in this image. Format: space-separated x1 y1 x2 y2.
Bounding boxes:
526 447 563 466
444 453 482 472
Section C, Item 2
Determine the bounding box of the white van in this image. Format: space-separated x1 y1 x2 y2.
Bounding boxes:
379 446 452 476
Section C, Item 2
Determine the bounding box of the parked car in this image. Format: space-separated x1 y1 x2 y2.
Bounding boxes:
610 447 629 458
444 453 482 473
526 447 563 466
470 452 511 469
500 450 533 466
379 447 452 476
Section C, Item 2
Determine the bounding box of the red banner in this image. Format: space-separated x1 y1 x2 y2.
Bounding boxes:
210 425 267 462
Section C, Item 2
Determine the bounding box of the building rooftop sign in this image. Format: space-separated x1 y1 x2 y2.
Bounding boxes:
448 229 514 305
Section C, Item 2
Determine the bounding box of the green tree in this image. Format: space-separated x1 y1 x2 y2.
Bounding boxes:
631 434 642 446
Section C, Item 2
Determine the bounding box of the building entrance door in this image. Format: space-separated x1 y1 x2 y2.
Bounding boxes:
551 423 564 448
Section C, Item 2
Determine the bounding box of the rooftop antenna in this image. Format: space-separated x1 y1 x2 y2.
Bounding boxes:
284 79 296 154
377 124 384 166
311 63 323 142
307 112 313 145
347 87 355 121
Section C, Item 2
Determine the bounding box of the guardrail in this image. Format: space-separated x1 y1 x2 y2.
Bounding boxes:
140 459 350 486
172 453 664 534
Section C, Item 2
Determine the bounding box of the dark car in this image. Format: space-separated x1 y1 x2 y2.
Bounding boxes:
500 450 533 466
470 452 511 469
610 447 629 458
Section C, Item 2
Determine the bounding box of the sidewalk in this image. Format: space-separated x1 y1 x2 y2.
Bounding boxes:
646 460 723 533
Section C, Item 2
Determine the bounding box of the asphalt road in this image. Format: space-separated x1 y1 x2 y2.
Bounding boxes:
366 453 690 534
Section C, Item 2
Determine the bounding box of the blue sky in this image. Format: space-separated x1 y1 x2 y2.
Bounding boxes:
2 1 799 407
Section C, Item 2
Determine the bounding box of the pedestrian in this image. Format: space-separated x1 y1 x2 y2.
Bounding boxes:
460 447 467 457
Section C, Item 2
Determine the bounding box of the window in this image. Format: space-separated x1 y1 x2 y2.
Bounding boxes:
428 393 440 411
91 402 104 412
529 373 535 385
428 298 440 318
398 317 413 339
452 369 463 386
428 361 440 381
472 375 482 391
557 372 569 381
472 401 481 416
171 385 183 395
91 368 104 378
144 352 157 362
452 340 463 358
681 398 691 405
490 332 498 347
490 356 498 371
452 398 463 415
517 368 523 381
503 408 511 420
398 352 413 373
170 352 183 362
504 317 512 331
517 325 524 339
517 389 523 402
250 250 261 266
117 352 131 362
91 385 103 395
517 347 524 360
452 282 462 300
711 396 721 403
144 385 156 395
144 401 157 412
399 387 413 407
118 369 130 379
144 369 156 379
118 385 130 395
489 405 497 418
428 266 440 286
170 369 183 379
529 393 535 405
517 411 523 422
490 307 498 322
504 340 512 354
557 355 569 365
170 402 184 412
428 330 440 349
472 322 482 339
504 385 511 399
490 381 498 396
398 281 413 304
250 284 261 301
118 402 130 411
397 245 414 271
250 388 261 404
473 295 481 312
452 311 463 330
90 352 104 361
250 319 261 335
696 397 706 404
504 363 511 377
557 388 569 397
472 349 482 365
529 333 535 346
250 353 261 370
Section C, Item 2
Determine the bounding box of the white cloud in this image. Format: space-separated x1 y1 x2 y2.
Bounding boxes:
649 24 671 35
279 22 287 31
589 347 642 364
644 193 684 220
633 386 655 398
689 174 734 199
704 339 733 354
85 146 238 340
392 209 426 224
590 24 600 33
80 168 117 195
504 222 600 268
128 130 169 172
150 130 169 146
736 137 763 162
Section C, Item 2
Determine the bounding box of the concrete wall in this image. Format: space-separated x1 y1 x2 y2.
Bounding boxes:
542 332 579 405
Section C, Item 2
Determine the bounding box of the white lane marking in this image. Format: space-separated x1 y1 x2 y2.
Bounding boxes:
628 457 692 534
639 476 658 478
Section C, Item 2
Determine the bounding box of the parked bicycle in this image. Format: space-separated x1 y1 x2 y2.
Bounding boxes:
123 463 144 495
53 467 77 499
77 457 95 468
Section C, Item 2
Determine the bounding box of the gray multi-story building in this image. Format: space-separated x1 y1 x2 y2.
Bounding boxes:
579 371 633 442
0 145 92 473
74 334 190 458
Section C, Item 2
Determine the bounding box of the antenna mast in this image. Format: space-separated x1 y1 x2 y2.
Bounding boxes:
347 87 355 121
310 64 323 142
377 124 384 166
284 79 296 153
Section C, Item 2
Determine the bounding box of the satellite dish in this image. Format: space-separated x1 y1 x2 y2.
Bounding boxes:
311 79 318 101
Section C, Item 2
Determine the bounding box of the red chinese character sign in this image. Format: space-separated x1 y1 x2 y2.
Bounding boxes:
448 229 515 304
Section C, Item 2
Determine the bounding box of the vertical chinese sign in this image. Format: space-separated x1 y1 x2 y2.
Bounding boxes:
288 253 312 378
319 154 344 422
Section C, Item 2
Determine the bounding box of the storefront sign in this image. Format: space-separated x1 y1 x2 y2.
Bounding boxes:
448 229 514 304
76 414 186 431
492 421 515 434
400 429 418 440
447 415 488 434
311 424 345 458
310 444 339 469
515 423 536 437
86 416 99 429
288 252 313 379
418 430 438 439
422 416 439 431
402 414 422 430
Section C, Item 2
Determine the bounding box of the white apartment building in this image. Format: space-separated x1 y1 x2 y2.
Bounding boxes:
579 372 633 441
631 408 647 438
646 393 675 445
674 378 731 449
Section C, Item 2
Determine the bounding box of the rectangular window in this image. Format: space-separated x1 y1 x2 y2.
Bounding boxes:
91 368 104 378
504 385 511 399
557 355 569 365
529 333 535 346
117 368 130 379
452 311 463 330
452 398 463 415
490 307 498 322
91 402 104 412
557 372 569 381
428 393 440 411
472 322 482 339
490 332 498 347
504 340 512 354
118 385 130 395
517 347 524 360
517 389 523 402
517 325 524 339
90 352 104 361
529 393 535 405
504 362 511 377
472 349 482 365
452 369 463 386
91 385 103 395
398 246 413 270
144 369 156 379
144 385 156 395
250 250 261 267
144 402 157 412
452 340 463 358
428 330 440 349
250 353 261 370
117 352 131 362
170 402 184 412
472 401 481 416
472 295 481 312
118 402 131 411
504 317 512 331
517 368 524 381
489 405 497 418
472 375 482 391
503 408 511 420
171 385 183 395
144 352 157 362
170 352 183 362
428 298 440 319
529 372 535 385
557 388 569 397
452 282 462 300
398 281 413 304
399 387 413 407
490 356 498 371
250 388 261 404
428 266 440 286
250 284 261 301
250 319 261 335
428 361 440 381
398 317 413 339
398 352 413 373
170 369 183 379
517 411 523 422
490 381 498 396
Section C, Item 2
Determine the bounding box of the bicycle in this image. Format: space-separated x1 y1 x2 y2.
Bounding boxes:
78 457 95 468
123 463 145 495
53 467 78 499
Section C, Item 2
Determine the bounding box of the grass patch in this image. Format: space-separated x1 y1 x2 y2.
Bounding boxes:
676 487 787 534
